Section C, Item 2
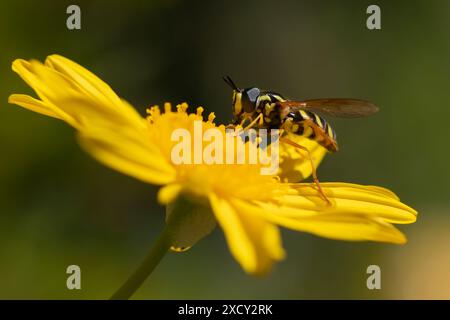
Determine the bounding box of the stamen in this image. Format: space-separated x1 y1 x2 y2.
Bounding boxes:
207 112 216 123
164 102 172 113
196 107 204 116
176 102 189 113
146 105 161 122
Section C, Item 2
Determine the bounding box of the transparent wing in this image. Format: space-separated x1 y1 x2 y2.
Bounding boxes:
279 99 379 118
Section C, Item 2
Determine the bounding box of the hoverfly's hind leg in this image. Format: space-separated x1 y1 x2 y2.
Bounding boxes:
280 137 331 205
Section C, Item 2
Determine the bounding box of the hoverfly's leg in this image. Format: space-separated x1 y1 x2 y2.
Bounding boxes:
241 113 263 132
279 137 331 205
239 118 247 127
258 112 264 126
232 113 263 137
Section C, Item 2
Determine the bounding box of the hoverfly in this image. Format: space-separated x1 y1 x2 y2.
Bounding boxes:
223 76 379 204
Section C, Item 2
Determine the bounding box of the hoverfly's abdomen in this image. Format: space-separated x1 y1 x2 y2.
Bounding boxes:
285 110 338 152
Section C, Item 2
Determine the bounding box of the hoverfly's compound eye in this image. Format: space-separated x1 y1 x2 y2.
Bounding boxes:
242 87 260 113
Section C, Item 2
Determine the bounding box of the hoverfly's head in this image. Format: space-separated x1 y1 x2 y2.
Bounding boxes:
223 76 260 117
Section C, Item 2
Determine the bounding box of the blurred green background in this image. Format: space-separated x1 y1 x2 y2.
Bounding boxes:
0 0 449 299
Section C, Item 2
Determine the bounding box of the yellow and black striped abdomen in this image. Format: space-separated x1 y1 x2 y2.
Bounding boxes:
284 109 338 152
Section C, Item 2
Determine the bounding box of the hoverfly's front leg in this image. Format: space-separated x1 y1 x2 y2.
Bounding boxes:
231 113 264 136
241 113 263 131
280 135 331 205
226 117 245 130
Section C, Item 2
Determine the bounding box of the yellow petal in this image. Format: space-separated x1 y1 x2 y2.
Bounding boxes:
312 182 400 200
272 213 407 244
10 58 144 130
10 56 176 186
45 55 143 126
45 54 123 106
8 94 63 120
78 127 176 185
209 194 285 275
278 183 417 224
239 198 408 244
158 184 183 204
12 59 79 106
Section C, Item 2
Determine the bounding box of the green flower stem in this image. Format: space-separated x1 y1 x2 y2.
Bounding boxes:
110 225 171 300
110 194 216 300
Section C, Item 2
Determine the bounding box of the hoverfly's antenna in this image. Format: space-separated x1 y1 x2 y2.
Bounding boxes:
222 75 239 91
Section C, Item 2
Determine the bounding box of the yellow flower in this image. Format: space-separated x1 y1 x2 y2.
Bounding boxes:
9 55 417 275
